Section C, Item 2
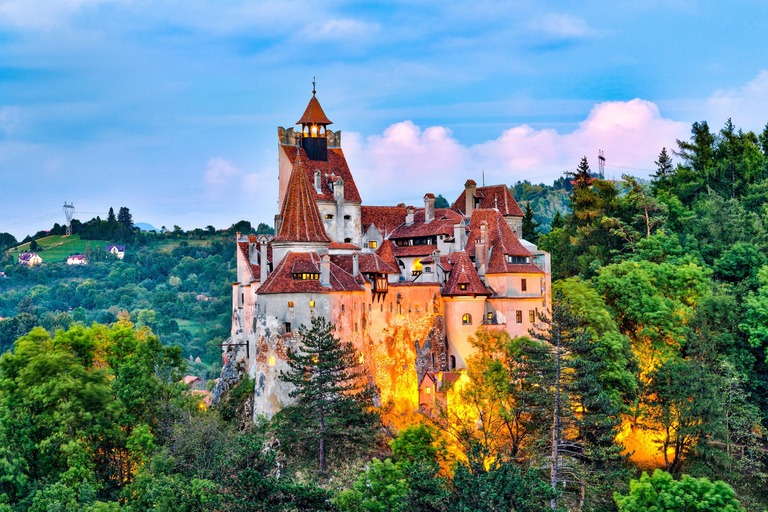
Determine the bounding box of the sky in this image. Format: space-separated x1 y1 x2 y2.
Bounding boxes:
1 0 768 240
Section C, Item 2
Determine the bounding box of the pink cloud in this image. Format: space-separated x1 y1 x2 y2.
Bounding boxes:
346 99 689 205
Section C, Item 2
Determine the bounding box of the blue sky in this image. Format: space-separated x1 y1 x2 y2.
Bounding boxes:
1 0 768 239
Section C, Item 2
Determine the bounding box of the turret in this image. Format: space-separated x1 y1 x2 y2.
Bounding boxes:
297 82 333 161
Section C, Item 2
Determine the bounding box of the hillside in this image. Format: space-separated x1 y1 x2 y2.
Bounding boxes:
9 235 114 262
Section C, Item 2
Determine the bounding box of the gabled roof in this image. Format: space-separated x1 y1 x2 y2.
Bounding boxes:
487 245 544 275
297 94 333 125
237 241 260 280
258 251 364 294
329 242 361 250
442 251 492 296
281 145 361 203
361 206 408 236
395 244 438 258
389 209 464 240
330 253 399 275
106 245 126 251
273 154 332 244
465 209 530 259
375 240 399 270
452 184 524 217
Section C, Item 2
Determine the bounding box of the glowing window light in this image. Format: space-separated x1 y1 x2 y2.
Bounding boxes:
310 300 315 307
269 356 275 365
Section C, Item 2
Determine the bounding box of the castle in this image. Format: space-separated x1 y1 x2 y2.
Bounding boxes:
229 89 551 418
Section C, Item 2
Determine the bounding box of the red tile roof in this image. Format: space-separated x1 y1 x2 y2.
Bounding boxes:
329 242 361 250
487 245 544 275
452 184 524 217
273 153 332 244
375 240 400 270
361 205 408 236
442 251 492 296
237 241 260 280
465 209 530 259
439 255 453 271
297 94 333 125
281 145 361 203
389 208 464 240
330 253 399 275
258 251 364 294
394 244 438 257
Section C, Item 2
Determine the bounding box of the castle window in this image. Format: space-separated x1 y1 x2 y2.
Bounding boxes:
311 124 318 136
269 356 276 365
344 215 351 220
355 322 358 332
342 304 346 312
288 301 294 308
325 214 334 219
303 126 309 137
390 303 393 312
529 310 535 323
459 283 468 291
369 241 378 249
425 386 431 395
310 300 315 308
462 313 472 325
284 322 291 334
521 279 527 292
516 311 523 323
293 273 320 280
487 312 493 322
381 304 383 312
450 355 456 369
344 237 352 243
412 259 423 276
320 126 326 136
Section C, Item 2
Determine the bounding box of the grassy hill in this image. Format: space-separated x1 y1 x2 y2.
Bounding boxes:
9 235 114 262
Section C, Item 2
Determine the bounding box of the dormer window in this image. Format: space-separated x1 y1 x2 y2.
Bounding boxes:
325 214 334 219
507 255 531 264
293 273 320 280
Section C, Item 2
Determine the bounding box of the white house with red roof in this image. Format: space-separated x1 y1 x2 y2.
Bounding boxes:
66 254 87 265
226 88 551 419
18 252 43 266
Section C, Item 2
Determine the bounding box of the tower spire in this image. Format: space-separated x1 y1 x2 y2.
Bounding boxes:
312 76 316 95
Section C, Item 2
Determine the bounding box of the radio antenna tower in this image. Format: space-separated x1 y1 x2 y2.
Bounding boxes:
63 202 75 236
597 149 606 179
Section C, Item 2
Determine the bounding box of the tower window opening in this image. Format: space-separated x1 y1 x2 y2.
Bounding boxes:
516 310 523 323
311 124 318 136
462 313 472 325
344 215 351 220
450 355 456 369
344 237 352 243
369 241 378 249
521 278 527 292
325 214 334 219
288 301 294 308
425 387 431 395
269 356 276 365
284 322 291 334
459 283 467 291
529 310 535 323
303 126 309 137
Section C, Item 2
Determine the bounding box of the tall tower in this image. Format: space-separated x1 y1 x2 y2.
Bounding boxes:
63 202 75 236
296 79 333 161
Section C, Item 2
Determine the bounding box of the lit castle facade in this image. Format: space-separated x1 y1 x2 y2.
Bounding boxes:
228 89 551 418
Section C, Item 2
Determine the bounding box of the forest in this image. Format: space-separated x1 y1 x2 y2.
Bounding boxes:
0 118 767 510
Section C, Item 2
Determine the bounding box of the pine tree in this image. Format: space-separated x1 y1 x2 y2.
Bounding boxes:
759 121 768 158
117 207 133 229
568 156 592 191
551 211 564 230
522 202 540 243
523 294 629 510
107 207 116 223
281 316 379 473
653 147 674 180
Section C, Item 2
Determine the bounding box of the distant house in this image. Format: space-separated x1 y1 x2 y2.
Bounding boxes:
105 245 126 259
182 375 204 390
66 254 87 265
0 271 6 278
18 252 43 266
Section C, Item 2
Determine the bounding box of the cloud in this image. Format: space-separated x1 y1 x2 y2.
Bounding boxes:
301 18 380 43
203 157 241 199
707 70 768 132
528 13 595 39
0 0 119 29
0 106 21 135
346 99 688 204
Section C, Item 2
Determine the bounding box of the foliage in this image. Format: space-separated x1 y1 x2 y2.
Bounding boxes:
336 458 409 512
614 469 744 512
279 316 380 473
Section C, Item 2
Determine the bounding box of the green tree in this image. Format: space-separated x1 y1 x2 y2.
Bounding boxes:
434 194 450 209
522 202 540 243
614 469 744 512
117 207 133 229
279 316 379 473
107 208 116 223
336 458 409 512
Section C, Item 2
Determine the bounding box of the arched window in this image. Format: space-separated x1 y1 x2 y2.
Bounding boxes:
303 125 309 137
311 124 318 136
412 259 423 276
450 355 456 369
320 126 326 136
462 313 472 325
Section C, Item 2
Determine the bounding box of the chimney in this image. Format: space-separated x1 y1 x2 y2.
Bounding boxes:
424 193 435 223
314 170 322 192
352 253 359 277
406 206 415 225
274 214 282 235
258 235 269 284
464 179 477 217
321 254 331 287
453 222 464 250
475 220 489 277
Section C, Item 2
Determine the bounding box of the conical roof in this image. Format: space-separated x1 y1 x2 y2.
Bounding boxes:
297 93 333 125
273 154 332 244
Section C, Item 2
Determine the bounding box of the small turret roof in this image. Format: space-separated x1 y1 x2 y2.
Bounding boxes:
297 93 333 125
